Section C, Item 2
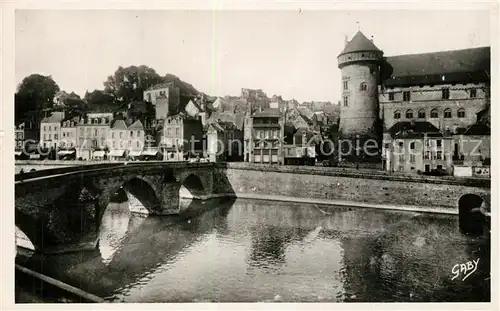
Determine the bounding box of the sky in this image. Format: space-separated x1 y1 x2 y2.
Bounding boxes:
15 10 491 103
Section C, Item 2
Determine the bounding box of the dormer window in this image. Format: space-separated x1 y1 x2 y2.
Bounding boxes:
403 91 411 102
442 88 450 100
360 83 368 91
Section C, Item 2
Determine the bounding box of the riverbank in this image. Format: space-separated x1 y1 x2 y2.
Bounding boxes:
217 163 490 215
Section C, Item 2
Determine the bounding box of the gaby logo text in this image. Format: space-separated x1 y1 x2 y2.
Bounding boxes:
451 258 479 281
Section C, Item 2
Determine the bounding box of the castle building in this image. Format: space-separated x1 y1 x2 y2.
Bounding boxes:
338 30 490 174
337 31 383 141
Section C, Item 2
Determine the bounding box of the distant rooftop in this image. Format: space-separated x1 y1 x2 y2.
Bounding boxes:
388 121 442 139
252 108 281 118
145 82 175 91
41 112 65 123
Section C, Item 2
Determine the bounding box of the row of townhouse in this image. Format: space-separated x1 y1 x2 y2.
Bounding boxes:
34 112 159 160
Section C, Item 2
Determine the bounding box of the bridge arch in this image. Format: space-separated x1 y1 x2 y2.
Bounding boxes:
179 174 206 199
14 209 55 252
15 225 35 251
458 193 487 235
104 176 163 216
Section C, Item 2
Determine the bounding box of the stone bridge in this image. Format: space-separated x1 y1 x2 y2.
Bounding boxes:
15 161 233 254
15 161 491 255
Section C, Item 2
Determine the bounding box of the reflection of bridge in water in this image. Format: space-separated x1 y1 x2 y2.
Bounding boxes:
17 198 236 300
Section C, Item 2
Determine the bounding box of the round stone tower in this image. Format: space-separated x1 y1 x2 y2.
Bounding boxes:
337 31 383 142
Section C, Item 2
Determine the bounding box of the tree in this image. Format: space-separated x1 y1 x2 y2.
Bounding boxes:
164 73 199 96
53 90 87 117
103 65 164 104
84 89 119 113
15 74 60 122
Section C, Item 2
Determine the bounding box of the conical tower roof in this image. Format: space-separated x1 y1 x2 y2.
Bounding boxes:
339 31 381 56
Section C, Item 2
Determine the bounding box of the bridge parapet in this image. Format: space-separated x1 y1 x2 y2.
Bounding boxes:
15 162 218 254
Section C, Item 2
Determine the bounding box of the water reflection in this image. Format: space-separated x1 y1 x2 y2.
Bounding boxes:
16 198 490 303
98 203 136 264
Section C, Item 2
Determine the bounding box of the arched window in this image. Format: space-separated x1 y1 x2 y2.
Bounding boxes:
360 83 368 91
430 109 439 118
444 108 452 118
457 108 466 118
405 109 414 119
394 111 401 119
418 109 426 118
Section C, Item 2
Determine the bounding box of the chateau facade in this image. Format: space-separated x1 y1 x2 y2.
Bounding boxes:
338 31 490 174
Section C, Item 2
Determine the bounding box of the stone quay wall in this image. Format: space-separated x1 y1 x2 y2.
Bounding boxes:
218 163 490 214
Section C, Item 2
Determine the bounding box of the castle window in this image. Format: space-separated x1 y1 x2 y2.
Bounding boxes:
442 88 450 99
405 109 414 119
343 81 348 91
403 91 411 102
418 109 426 118
457 108 465 118
394 111 401 119
343 96 349 107
430 109 439 118
388 93 395 101
470 89 477 98
443 109 452 118
360 83 368 91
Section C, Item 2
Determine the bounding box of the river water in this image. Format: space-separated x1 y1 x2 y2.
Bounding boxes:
16 198 490 302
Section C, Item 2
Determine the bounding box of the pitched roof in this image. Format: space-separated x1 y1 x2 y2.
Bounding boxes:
145 82 175 91
339 31 381 56
111 119 127 130
41 112 65 123
187 99 205 113
215 97 248 113
477 106 490 125
209 121 238 132
297 110 314 125
464 123 490 136
297 107 314 119
208 111 245 130
128 120 144 130
382 47 490 86
387 121 442 138
253 108 281 118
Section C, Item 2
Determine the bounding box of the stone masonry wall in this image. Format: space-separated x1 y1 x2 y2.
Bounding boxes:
222 164 490 212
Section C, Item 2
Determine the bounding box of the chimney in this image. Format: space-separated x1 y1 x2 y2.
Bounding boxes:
344 35 349 47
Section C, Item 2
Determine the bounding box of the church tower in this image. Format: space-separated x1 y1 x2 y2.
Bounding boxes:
337 31 383 146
